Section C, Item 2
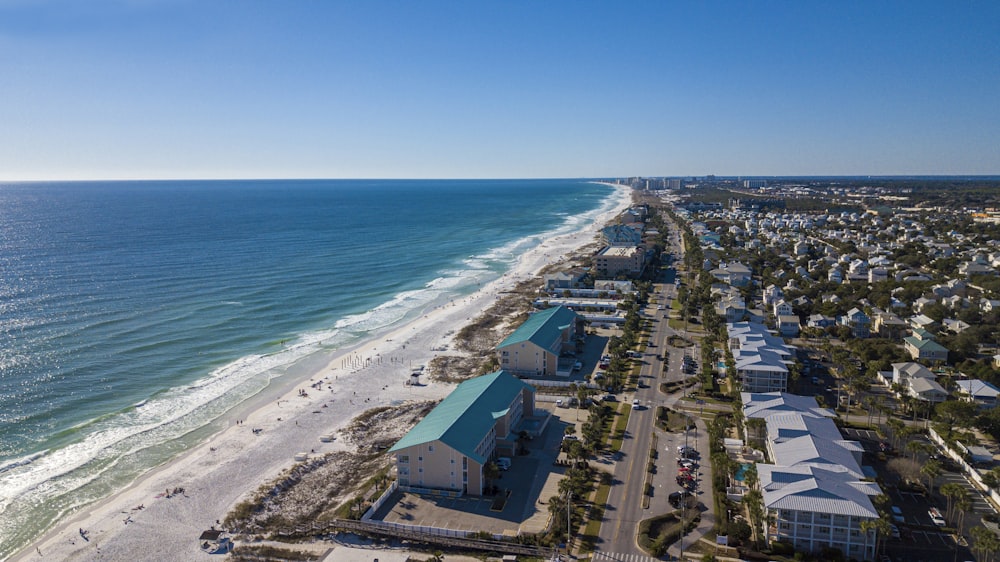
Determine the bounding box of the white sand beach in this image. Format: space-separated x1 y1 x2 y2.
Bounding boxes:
15 183 632 562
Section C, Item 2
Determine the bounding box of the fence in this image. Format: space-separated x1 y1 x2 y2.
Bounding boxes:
927 427 1000 510
361 480 398 521
274 518 551 557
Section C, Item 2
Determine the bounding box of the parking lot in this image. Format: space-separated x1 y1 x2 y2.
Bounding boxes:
838 425 986 561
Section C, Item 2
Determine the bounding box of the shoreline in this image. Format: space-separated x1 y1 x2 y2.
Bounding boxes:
14 183 633 561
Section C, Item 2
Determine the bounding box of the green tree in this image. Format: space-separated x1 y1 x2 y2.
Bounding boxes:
920 458 942 492
935 399 979 440
940 482 966 521
860 517 891 559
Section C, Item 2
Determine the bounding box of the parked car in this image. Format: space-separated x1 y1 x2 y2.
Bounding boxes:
891 505 904 523
496 457 511 471
928 507 946 526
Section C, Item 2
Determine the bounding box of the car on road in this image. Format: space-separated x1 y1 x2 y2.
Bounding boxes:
632 398 640 408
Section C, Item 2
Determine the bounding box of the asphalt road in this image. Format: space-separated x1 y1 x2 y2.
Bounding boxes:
593 220 697 558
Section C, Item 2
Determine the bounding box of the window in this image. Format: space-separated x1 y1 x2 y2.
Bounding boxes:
450 459 455 464
418 456 423 462
418 468 423 473
428 445 434 452
398 455 409 463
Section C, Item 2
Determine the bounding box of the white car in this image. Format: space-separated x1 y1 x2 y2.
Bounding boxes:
496 457 511 471
632 398 640 408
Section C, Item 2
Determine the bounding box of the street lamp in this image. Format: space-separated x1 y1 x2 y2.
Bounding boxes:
565 490 573 553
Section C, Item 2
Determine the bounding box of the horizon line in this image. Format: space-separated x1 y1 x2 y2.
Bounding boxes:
3 174 1000 184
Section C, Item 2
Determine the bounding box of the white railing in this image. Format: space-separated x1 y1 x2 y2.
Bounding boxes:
361 480 399 521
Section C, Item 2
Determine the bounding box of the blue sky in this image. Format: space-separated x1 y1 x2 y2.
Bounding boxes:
1 1 997 180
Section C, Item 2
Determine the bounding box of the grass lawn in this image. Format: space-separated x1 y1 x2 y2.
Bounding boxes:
610 403 631 452
579 481 612 553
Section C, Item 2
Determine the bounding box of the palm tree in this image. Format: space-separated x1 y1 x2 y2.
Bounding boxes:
920 458 942 493
482 461 501 493
860 517 891 559
972 525 1000 562
955 493 972 537
886 418 905 450
940 483 965 521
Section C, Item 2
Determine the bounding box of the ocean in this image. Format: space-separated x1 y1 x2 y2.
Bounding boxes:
0 178 617 558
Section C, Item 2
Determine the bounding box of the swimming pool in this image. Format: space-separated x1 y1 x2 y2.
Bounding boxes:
735 463 752 481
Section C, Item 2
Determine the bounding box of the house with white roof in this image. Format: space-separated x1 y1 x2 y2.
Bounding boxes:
956 379 1000 410
710 261 752 287
777 315 800 338
891 362 947 404
729 323 794 392
760 465 879 560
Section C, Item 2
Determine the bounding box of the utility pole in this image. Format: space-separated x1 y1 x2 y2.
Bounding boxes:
566 491 571 547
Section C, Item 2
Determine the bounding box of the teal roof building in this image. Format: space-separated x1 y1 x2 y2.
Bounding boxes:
496 306 580 377
388 370 536 495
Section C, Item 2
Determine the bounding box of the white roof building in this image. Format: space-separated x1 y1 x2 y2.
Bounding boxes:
956 379 1000 409
744 393 879 559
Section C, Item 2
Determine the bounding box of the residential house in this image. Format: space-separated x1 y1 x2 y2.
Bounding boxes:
772 299 793 318
943 318 971 334
891 362 947 404
543 270 585 291
729 323 794 392
711 262 752 287
807 314 836 329
903 330 949 363
388 370 537 496
717 294 748 323
872 310 908 340
956 380 1000 410
777 315 800 338
908 314 938 332
839 308 870 338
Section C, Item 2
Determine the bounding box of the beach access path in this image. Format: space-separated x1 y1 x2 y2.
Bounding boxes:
15 183 633 562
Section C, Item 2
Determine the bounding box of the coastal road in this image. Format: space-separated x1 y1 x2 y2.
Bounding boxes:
593 213 701 559
594 278 683 558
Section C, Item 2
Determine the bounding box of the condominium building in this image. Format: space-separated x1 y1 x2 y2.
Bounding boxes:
743 392 879 560
496 306 581 377
388 370 537 496
594 246 645 277
728 322 793 393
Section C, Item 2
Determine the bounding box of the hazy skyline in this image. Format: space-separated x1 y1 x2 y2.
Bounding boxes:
1 1 998 181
